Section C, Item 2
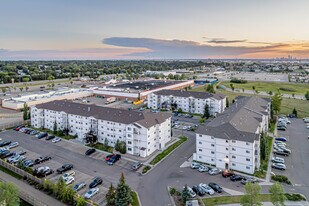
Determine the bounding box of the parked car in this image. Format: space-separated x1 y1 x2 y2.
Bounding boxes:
222 170 234 178
7 155 25 164
272 163 286 170
13 150 26 156
62 171 75 180
273 149 289 156
6 142 19 149
64 176 75 185
208 182 223 193
23 159 34 167
34 166 54 177
241 177 258 185
84 188 99 199
57 163 73 174
52 137 61 143
277 126 286 131
275 137 287 142
208 168 222 175
36 132 48 139
14 125 24 131
45 135 55 141
198 165 209 172
182 126 188 130
192 185 205 196
34 156 52 165
89 177 103 188
191 162 200 169
274 140 286 145
73 182 86 192
198 183 215 195
85 148 96 156
0 150 14 159
281 148 291 154
30 130 40 135
186 186 196 198
107 154 121 165
104 154 115 161
288 114 296 118
0 141 11 147
230 174 244 182
131 162 143 171
271 157 285 164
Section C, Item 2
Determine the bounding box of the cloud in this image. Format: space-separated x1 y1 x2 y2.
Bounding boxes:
205 38 248 44
103 37 291 59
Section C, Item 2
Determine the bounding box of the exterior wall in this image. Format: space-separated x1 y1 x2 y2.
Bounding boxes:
148 93 226 115
195 134 256 174
30 106 171 158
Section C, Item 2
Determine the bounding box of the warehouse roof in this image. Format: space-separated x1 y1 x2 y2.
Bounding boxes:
35 100 171 128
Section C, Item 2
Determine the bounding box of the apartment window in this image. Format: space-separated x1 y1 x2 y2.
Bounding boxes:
211 137 214 140
246 166 250 170
211 151 215 154
119 130 122 132
128 148 132 151
232 156 236 159
246 150 250 154
225 140 228 143
128 134 131 137
232 140 236 143
246 158 250 162
199 149 202 152
148 142 150 145
246 142 250 146
232 148 236 151
128 141 132 145
199 134 202 137
226 148 228 151
211 144 214 147
232 163 236 166
128 127 131 131
211 159 214 162
199 156 202 159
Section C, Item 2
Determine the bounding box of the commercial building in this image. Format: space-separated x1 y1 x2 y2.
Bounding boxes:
1 88 92 110
93 80 194 101
194 96 271 174
147 90 226 116
31 100 172 157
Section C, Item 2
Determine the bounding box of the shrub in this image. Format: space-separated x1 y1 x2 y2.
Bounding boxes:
279 87 296 92
271 175 291 185
142 165 151 174
169 187 177 195
230 78 248 84
284 193 306 201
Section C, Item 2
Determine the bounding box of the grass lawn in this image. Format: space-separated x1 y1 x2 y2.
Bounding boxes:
202 194 272 206
90 143 114 153
150 136 187 165
131 191 140 206
0 165 23 180
220 81 309 95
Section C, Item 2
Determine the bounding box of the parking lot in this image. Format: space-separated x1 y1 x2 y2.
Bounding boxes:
0 129 141 205
273 118 309 198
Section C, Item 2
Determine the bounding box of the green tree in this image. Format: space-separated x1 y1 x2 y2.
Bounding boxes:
240 182 262 206
292 107 298 117
271 93 282 114
23 103 29 120
53 121 57 133
203 104 210 119
103 138 109 149
226 97 229 108
115 173 132 206
252 86 256 90
1 87 6 94
269 182 286 206
0 182 20 206
206 84 215 93
115 139 120 151
268 91 273 96
76 197 87 206
199 117 206 124
305 91 309 100
177 108 183 113
63 188 75 204
53 178 66 199
181 185 191 203
19 87 24 92
106 183 116 206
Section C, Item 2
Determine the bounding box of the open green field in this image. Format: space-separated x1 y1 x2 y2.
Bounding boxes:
220 81 309 95
202 194 272 206
191 86 309 118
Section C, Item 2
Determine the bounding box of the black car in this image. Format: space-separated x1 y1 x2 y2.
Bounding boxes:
85 148 96 156
45 135 55 141
56 163 73 174
0 150 14 159
89 177 103 188
192 185 205 196
37 132 48 139
34 156 52 165
34 166 54 178
107 154 121 165
230 174 244 182
0 141 11 147
208 182 223 193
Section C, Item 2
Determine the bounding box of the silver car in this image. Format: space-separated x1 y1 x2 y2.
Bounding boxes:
208 168 222 175
191 162 200 169
198 165 209 172
199 183 215 195
272 163 286 170
271 157 285 164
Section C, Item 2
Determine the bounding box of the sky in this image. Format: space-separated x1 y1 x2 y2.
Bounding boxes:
1 0 309 60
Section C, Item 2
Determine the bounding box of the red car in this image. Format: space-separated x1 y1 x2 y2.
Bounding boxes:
222 170 235 178
14 126 24 131
104 154 115 161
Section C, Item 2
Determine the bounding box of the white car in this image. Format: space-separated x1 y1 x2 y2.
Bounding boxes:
182 126 188 130
199 183 215 195
208 168 222 175
52 137 61 143
187 186 196 198
174 125 180 129
271 157 285 164
64 176 75 185
191 162 200 169
62 171 75 180
7 155 25 164
198 165 209 172
84 187 99 199
7 142 19 149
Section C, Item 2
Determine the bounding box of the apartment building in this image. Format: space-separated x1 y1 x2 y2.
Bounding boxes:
194 96 271 174
148 90 226 116
31 100 172 157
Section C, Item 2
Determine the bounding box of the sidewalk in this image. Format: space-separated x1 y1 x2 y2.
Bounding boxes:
218 201 309 206
0 171 67 206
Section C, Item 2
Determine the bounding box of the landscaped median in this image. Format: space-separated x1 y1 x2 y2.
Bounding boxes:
150 136 188 165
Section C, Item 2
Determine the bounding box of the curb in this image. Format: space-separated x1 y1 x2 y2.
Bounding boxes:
134 190 143 206
167 186 176 206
